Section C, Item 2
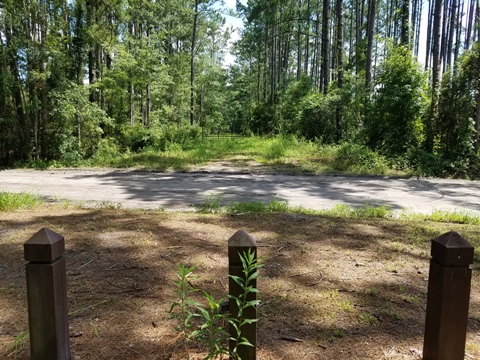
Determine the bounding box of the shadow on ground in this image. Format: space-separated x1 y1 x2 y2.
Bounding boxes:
1 209 479 359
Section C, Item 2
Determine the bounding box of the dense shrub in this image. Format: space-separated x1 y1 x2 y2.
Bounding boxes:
367 46 426 157
297 93 340 142
333 143 389 174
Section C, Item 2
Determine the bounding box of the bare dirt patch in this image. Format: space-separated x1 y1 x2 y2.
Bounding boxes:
1 207 479 359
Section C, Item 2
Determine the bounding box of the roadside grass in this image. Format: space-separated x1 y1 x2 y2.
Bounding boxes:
36 135 400 176
0 192 42 211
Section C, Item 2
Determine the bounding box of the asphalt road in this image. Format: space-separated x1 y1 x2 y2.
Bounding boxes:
1 169 480 214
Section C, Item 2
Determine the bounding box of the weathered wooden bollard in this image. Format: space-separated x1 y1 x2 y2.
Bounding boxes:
228 230 257 360
423 231 474 360
24 228 70 360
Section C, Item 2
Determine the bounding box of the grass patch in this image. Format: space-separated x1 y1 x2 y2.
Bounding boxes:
196 193 224 214
228 199 290 214
40 135 403 176
399 209 480 225
318 204 393 218
0 192 42 211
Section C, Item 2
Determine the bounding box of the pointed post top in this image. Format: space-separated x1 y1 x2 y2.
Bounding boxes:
228 230 257 265
228 229 256 247
431 231 474 266
24 228 65 263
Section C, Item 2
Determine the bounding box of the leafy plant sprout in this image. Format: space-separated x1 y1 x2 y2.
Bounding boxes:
228 248 263 359
169 249 262 360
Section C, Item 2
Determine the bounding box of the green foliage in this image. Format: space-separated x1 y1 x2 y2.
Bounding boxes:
296 92 340 142
170 250 262 359
0 192 42 211
264 138 287 160
332 143 389 174
190 291 230 359
169 263 201 350
280 75 315 132
228 199 289 214
49 84 113 161
228 249 263 359
250 102 277 135
434 44 480 176
400 210 480 225
91 138 121 165
367 46 426 156
196 193 224 214
320 204 393 218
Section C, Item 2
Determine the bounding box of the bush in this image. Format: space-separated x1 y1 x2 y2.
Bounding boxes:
297 93 339 142
333 143 389 174
367 46 426 156
92 138 121 165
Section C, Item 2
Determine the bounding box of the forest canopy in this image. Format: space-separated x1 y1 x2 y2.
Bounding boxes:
0 0 479 177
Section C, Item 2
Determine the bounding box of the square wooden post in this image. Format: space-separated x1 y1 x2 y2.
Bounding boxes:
423 231 474 360
24 228 70 360
228 230 257 360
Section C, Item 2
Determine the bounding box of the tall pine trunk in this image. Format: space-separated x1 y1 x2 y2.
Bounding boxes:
190 0 199 126
335 0 344 142
366 0 377 88
426 0 443 152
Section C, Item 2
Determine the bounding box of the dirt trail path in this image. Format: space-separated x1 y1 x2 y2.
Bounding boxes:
1 169 479 213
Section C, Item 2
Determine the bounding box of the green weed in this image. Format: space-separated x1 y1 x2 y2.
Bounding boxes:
5 330 29 358
169 250 262 359
227 199 289 214
196 193 224 214
0 192 42 211
319 204 393 218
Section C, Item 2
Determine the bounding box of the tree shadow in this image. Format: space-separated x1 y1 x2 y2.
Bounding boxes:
0 210 479 359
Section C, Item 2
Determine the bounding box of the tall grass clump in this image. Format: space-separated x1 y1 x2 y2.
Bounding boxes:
0 192 42 211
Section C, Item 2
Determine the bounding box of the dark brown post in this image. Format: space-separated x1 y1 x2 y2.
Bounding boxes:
423 231 474 360
228 230 257 360
24 228 70 360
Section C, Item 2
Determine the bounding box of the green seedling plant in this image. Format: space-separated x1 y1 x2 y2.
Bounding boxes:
190 291 230 359
228 249 263 359
169 263 201 356
169 250 262 360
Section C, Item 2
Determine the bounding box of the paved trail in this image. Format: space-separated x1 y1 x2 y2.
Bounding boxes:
0 169 479 214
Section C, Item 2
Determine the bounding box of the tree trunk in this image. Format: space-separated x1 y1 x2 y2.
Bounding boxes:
426 0 443 152
425 0 434 68
401 0 410 45
5 18 28 161
465 0 475 49
320 0 330 93
446 0 457 70
336 0 344 142
190 0 199 126
297 0 302 80
305 0 311 74
366 0 377 88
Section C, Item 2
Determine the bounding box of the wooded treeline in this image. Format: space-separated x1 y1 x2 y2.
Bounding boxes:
1 0 480 176
1 0 228 164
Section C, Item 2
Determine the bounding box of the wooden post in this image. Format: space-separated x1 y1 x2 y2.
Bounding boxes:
228 230 257 360
423 231 474 360
24 228 70 360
